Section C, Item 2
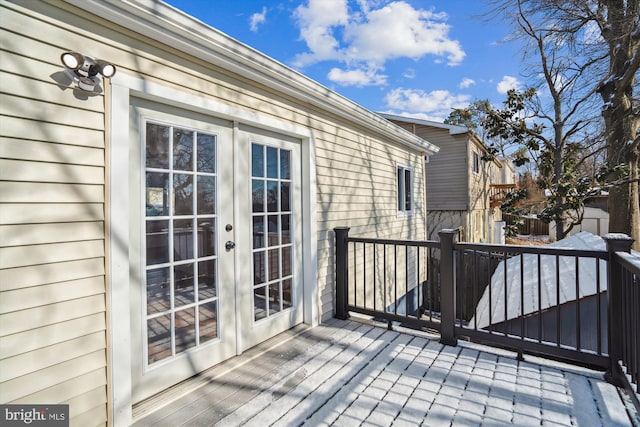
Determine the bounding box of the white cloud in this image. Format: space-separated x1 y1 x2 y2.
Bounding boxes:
292 0 349 65
497 75 521 94
403 68 416 79
327 67 387 86
384 87 471 121
459 78 475 89
249 7 267 32
292 0 465 86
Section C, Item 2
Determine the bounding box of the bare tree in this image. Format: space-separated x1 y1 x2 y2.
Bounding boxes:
488 0 640 247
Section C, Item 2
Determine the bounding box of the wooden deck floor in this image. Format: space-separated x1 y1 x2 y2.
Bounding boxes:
133 318 638 426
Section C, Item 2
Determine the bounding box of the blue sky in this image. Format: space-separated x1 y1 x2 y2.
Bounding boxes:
165 0 526 122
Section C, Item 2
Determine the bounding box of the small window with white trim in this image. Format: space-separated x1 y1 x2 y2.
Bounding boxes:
397 165 413 214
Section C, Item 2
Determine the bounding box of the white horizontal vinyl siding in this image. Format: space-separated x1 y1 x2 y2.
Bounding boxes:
0 2 107 425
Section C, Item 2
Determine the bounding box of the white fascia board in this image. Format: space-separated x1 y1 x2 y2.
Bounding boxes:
63 0 438 155
378 113 469 135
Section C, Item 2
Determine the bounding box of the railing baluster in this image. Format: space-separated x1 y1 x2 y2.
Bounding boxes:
472 250 477 330
596 257 601 354
373 244 376 312
362 242 366 310
416 245 420 320
405 245 409 319
556 254 561 347
394 244 398 316
537 253 542 343
575 256 581 350
520 253 525 341
504 250 508 338
383 244 387 315
488 251 493 335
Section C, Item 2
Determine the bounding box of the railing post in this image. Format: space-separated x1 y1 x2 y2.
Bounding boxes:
603 233 634 386
439 228 458 346
334 227 351 320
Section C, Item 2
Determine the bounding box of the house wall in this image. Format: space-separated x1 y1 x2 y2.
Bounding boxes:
0 2 109 426
393 123 468 211
0 1 426 424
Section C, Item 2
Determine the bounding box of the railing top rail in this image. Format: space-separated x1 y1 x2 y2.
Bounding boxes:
455 241 608 259
614 251 640 276
347 236 440 249
490 183 517 188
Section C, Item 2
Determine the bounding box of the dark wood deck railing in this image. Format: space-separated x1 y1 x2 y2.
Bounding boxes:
489 183 517 208
334 227 639 409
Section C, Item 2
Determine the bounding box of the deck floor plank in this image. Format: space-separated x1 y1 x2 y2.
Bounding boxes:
132 319 638 427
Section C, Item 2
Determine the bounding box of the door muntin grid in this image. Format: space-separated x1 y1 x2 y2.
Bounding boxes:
251 143 294 322
144 121 219 366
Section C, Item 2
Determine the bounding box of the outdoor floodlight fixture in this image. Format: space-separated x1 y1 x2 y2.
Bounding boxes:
60 51 116 92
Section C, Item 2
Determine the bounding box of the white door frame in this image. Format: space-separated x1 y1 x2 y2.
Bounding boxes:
108 74 318 426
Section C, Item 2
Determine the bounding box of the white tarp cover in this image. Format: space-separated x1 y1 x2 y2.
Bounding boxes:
471 232 608 329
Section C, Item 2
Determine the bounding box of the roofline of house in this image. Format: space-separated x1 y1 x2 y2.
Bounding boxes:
63 0 439 155
377 113 470 135
379 113 507 168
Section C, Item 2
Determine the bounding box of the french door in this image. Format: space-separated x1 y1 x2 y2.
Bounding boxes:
130 102 303 402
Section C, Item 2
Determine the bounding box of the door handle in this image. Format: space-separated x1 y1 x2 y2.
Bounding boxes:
225 241 236 251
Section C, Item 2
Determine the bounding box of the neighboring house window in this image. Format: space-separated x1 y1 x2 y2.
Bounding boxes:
425 155 430 164
397 165 413 214
472 151 480 174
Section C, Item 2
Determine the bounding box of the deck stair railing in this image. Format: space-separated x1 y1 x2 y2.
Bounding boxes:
334 227 639 410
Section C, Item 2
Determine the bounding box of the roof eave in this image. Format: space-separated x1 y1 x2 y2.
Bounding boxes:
63 0 439 155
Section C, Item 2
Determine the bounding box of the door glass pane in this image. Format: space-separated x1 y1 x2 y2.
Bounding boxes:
268 249 279 281
197 176 216 215
147 267 170 314
174 174 193 215
146 123 170 169
199 302 218 343
254 252 266 285
252 180 264 212
198 260 216 300
197 220 215 257
250 143 296 322
269 282 281 315
144 122 220 366
252 144 264 177
268 215 279 246
175 308 196 353
146 220 169 265
147 315 171 364
280 150 290 179
146 173 169 216
173 129 193 170
283 279 292 309
281 215 291 244
174 263 195 307
174 219 193 261
280 182 290 212
198 218 216 257
197 134 216 173
254 286 267 321
266 146 278 178
266 181 278 212
253 216 265 249
282 246 292 277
